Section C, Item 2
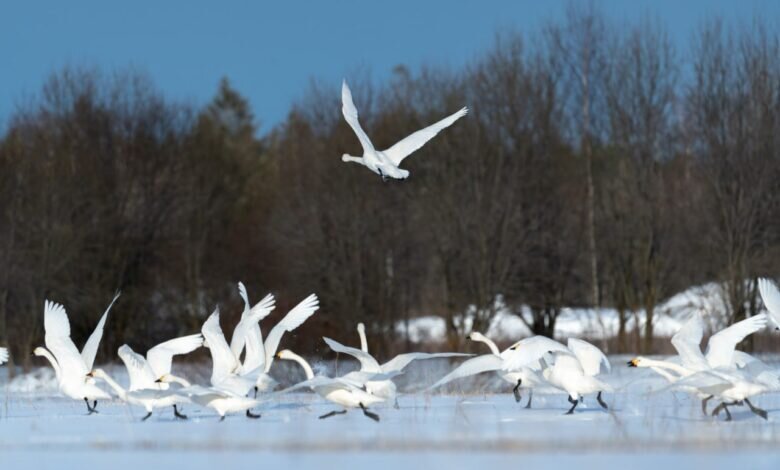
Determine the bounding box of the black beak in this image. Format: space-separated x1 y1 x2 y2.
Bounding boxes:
627 361 636 367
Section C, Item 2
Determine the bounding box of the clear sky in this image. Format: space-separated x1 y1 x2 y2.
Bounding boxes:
1 0 778 133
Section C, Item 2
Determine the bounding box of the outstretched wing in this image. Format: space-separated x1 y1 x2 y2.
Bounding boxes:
427 354 504 390
502 335 569 370
758 278 780 329
147 333 203 377
323 337 381 373
118 344 157 391
263 294 319 372
201 308 240 385
230 283 275 369
566 338 611 376
0 347 7 365
44 300 88 376
705 314 767 368
81 291 120 371
670 311 710 371
383 107 468 166
381 352 471 374
342 80 375 154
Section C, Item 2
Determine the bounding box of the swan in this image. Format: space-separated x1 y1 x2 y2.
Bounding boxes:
201 306 264 398
182 385 263 421
0 347 7 365
628 310 768 415
539 350 613 414
35 295 119 413
276 349 385 421
322 326 469 407
340 80 468 181
229 284 320 395
428 332 575 409
116 333 203 419
118 334 203 390
87 368 192 421
662 367 769 421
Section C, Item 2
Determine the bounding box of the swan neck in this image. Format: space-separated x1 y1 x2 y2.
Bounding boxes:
358 326 368 353
167 374 191 387
38 348 62 382
642 359 689 375
287 352 314 380
474 334 501 356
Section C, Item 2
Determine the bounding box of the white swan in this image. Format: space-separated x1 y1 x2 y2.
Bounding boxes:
35 295 119 413
428 332 572 408
0 347 7 365
118 334 203 390
182 385 263 421
115 334 202 419
201 307 262 398
232 287 319 395
540 350 613 414
276 349 385 421
628 310 769 415
323 327 469 407
340 80 468 181
88 368 192 421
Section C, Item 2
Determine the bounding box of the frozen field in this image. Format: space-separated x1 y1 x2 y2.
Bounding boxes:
3 358 780 468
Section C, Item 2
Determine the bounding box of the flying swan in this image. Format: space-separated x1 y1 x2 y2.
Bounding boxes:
340 80 468 181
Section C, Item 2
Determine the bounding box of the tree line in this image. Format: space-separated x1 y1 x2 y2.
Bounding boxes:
2 6 780 370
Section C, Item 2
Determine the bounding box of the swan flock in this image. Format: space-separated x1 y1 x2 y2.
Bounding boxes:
2 82 780 424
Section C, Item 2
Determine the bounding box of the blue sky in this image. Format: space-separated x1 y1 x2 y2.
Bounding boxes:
1 0 778 133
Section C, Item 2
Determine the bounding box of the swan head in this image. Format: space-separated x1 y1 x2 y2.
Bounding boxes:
627 357 645 368
357 323 365 334
87 368 107 379
342 154 351 162
32 347 46 357
467 332 487 342
276 349 294 360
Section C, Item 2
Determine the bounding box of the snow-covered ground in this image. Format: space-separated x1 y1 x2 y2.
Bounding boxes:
397 283 741 343
3 357 780 468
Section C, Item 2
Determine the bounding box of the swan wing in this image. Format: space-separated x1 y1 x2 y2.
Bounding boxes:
427 354 504 390
380 352 471 374
263 294 319 372
0 347 7 365
323 337 381 372
663 370 733 396
670 311 710 371
383 107 468 166
230 291 275 360
81 291 120 371
147 333 203 377
758 278 780 329
43 300 88 376
118 344 157 391
201 308 240 385
342 80 375 154
566 338 611 376
340 370 403 388
501 336 569 370
705 313 767 368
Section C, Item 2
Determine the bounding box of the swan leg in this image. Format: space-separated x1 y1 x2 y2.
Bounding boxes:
513 379 522 403
596 391 608 410
219 415 226 422
744 398 768 420
141 412 153 421
565 396 578 415
525 390 533 409
712 402 735 421
84 398 98 415
701 395 713 416
246 410 262 419
173 405 188 420
359 402 380 422
393 398 400 410
319 410 348 420
253 387 258 399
